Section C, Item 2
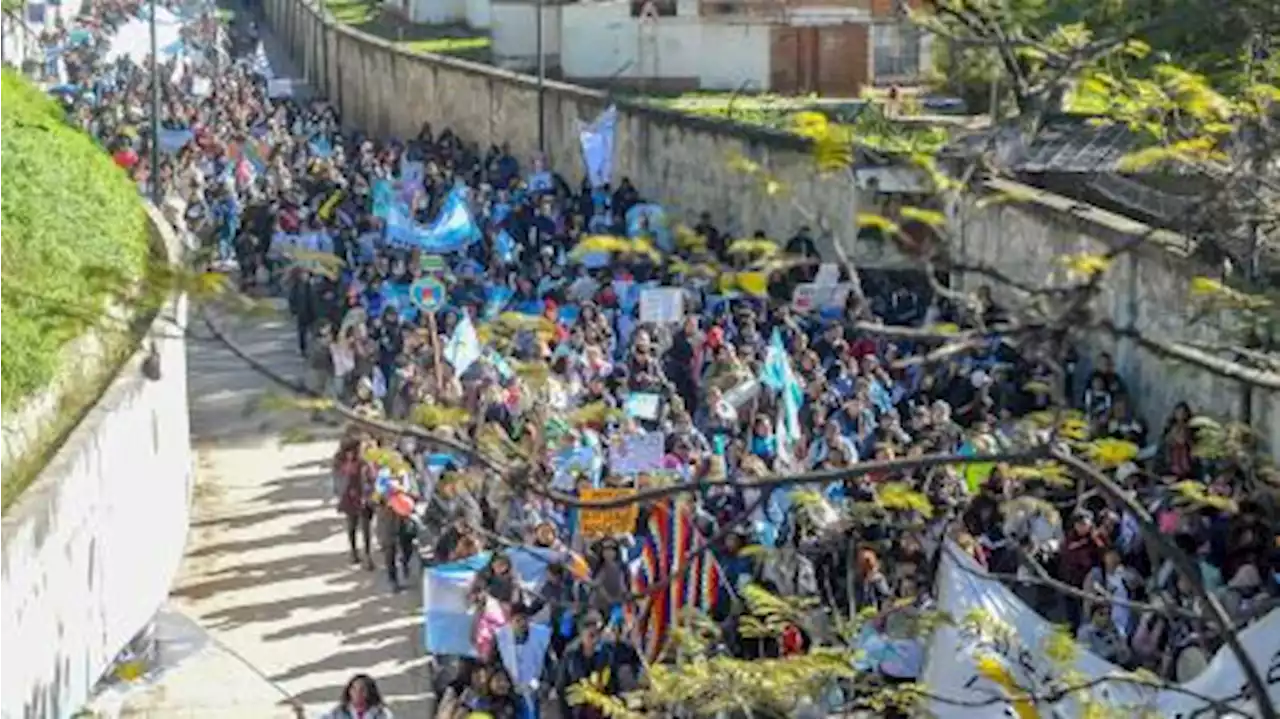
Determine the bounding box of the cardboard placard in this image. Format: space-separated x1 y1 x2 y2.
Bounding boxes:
578 488 640 538
639 287 684 324
609 432 665 475
793 282 852 314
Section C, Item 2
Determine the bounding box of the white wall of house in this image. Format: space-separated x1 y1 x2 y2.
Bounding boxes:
465 0 494 29
698 22 771 90
483 0 925 91
490 2 561 70
555 1 770 89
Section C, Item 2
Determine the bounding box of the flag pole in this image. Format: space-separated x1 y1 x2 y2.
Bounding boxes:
148 0 160 203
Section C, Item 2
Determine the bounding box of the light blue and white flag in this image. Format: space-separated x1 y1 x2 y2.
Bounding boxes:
484 285 515 320
422 549 559 657
385 187 480 254
578 105 617 189
309 135 333 158
495 229 517 263
760 330 803 454
157 128 194 153
626 203 672 253
423 553 491 657
498 621 553 707
444 313 481 375
488 349 516 381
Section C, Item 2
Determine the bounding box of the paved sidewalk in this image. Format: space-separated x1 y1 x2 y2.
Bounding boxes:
112 305 430 718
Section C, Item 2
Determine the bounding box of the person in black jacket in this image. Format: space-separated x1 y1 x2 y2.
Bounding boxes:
555 611 643 719
288 271 317 356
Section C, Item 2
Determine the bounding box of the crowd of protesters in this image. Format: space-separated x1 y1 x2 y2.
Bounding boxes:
32 0 1280 716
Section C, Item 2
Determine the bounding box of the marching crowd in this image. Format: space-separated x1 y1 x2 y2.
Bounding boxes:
34 0 1280 716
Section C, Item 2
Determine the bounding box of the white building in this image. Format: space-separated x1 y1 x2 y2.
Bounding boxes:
401 0 930 96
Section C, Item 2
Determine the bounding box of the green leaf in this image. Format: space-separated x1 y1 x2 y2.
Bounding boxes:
1122 39 1151 59
898 206 947 228
856 213 900 235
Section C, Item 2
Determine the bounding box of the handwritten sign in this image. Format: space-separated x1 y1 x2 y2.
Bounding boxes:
792 283 852 314
578 488 640 538
639 287 684 324
609 432 665 475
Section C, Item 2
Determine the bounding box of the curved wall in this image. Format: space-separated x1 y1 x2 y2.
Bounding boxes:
0 206 193 719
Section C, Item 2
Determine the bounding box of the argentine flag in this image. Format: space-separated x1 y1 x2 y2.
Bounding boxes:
760 329 804 457
423 549 561 657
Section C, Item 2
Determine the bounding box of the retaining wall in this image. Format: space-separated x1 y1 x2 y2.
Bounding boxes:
0 206 194 719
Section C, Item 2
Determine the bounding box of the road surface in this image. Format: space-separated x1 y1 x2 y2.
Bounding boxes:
103 305 430 718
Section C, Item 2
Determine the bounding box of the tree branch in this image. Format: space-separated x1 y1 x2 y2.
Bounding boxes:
1053 449 1277 719
1093 319 1280 391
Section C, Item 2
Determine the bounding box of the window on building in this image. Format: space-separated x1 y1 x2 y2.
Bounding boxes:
873 22 922 80
630 0 678 17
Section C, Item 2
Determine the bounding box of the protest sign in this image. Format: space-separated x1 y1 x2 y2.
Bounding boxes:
401 160 425 195
815 262 840 287
922 543 1280 719
577 488 640 538
624 393 661 421
191 76 211 96
266 77 295 98
792 283 852 314
792 283 818 313
639 288 684 324
609 432 665 475
410 277 446 312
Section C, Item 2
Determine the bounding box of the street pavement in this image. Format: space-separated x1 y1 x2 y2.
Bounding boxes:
104 304 431 718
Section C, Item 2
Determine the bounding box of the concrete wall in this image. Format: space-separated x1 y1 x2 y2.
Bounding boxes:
272 0 856 243
951 179 1280 453
265 0 1280 450
0 206 193 719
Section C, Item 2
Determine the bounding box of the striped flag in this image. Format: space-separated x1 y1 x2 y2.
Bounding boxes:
627 501 725 662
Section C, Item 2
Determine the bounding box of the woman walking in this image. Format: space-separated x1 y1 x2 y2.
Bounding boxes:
334 434 376 570
320 674 394 719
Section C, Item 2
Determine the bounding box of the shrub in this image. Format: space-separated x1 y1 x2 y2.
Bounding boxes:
0 68 151 412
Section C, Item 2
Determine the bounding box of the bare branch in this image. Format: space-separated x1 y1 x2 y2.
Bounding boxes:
1053 449 1278 719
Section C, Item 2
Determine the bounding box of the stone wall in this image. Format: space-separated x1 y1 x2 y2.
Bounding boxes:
0 206 193 719
263 0 1280 451
266 0 857 247
953 180 1280 453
